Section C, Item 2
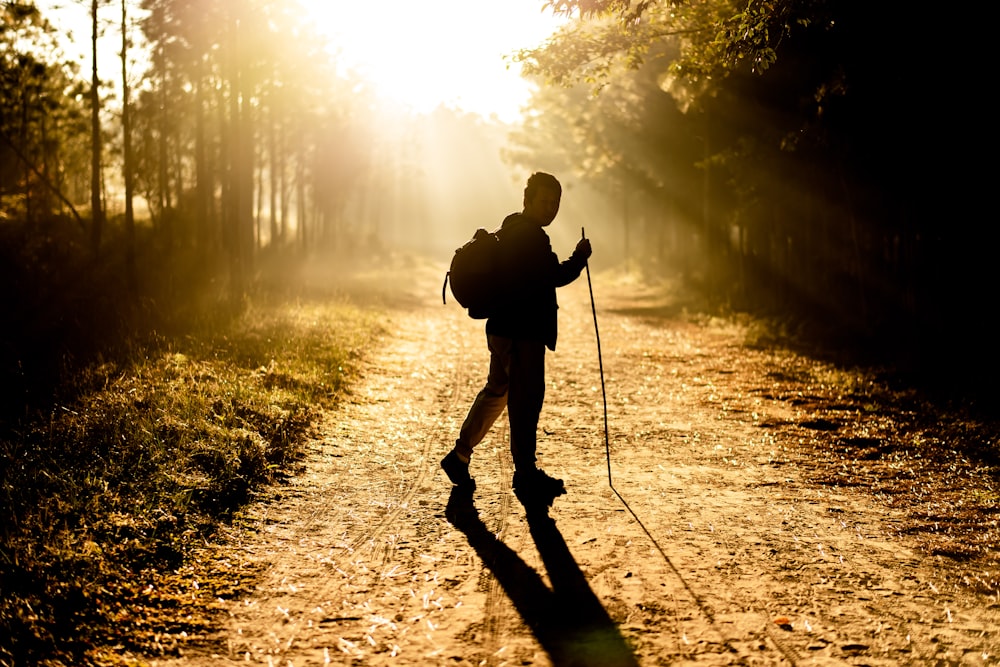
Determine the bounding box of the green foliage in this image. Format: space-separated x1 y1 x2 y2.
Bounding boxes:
510 36 703 216
529 0 833 99
545 0 656 22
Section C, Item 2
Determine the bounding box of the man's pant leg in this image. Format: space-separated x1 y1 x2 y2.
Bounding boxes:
455 334 511 461
507 338 546 472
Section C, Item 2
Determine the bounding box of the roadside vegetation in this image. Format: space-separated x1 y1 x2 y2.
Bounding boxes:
0 222 386 666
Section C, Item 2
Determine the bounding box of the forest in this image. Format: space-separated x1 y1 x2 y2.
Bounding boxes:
0 0 994 663
2 0 991 407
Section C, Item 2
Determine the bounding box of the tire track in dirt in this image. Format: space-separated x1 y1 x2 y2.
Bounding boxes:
308 308 471 659
436 319 522 666
476 428 516 664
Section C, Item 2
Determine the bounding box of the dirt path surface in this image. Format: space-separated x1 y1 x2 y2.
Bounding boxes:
150 263 1000 666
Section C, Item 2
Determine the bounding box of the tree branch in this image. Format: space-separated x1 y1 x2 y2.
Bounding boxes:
0 126 86 230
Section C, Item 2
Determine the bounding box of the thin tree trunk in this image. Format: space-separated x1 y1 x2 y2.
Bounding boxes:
238 60 255 273
255 149 264 249
296 155 307 250
622 176 629 267
194 65 209 252
90 0 103 255
279 119 288 242
156 42 172 247
268 100 278 247
39 108 52 219
228 12 244 300
121 0 136 291
19 78 30 221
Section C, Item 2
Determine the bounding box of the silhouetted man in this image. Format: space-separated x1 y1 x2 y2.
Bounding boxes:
442 172 592 507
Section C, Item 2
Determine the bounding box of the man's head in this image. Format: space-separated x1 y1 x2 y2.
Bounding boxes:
522 172 561 227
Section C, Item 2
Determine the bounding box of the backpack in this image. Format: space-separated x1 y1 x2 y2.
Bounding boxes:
442 227 502 319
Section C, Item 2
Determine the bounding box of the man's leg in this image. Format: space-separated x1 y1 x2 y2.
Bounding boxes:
455 335 511 460
506 338 545 472
507 338 565 504
442 335 511 487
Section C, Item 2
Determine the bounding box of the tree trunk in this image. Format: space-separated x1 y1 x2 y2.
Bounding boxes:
227 11 245 300
296 155 307 250
121 0 136 291
238 58 255 273
194 65 210 253
268 99 278 247
157 43 172 248
255 148 263 249
279 118 288 242
90 0 103 255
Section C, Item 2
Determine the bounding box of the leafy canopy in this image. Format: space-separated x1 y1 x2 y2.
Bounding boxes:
523 0 837 108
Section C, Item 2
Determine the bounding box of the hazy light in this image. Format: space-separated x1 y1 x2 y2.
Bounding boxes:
32 1 566 123
300 0 566 122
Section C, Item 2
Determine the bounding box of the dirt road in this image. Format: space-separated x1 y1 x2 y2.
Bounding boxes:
149 263 1000 666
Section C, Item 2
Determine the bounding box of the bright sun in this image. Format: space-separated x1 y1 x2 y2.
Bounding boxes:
34 0 566 123
299 0 567 122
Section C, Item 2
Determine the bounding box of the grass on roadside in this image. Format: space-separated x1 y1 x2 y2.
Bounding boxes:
0 295 383 666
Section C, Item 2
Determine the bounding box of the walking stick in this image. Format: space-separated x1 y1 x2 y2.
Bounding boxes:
582 228 612 486
579 233 726 634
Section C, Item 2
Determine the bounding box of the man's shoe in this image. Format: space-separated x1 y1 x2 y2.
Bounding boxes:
513 467 565 493
441 450 475 490
512 468 565 507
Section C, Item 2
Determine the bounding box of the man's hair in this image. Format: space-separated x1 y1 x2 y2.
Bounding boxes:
524 172 561 206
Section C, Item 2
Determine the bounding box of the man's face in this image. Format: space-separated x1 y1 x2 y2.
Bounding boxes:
525 185 561 227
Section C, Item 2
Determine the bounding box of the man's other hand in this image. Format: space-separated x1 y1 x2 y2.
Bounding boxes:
574 238 592 260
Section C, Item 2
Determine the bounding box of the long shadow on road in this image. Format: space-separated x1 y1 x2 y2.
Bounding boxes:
446 487 638 667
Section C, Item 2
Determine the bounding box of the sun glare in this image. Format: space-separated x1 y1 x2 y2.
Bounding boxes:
33 0 565 123
299 0 567 122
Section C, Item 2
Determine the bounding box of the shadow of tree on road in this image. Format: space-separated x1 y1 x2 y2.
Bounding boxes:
446 487 638 667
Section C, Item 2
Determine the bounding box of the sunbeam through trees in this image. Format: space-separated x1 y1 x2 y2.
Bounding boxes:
0 0 994 664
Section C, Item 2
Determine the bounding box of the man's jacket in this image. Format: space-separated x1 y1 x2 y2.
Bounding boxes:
485 212 587 351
